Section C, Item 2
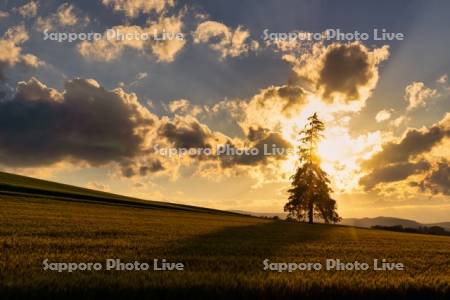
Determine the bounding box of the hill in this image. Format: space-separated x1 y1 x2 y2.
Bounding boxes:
231 210 450 231
341 217 450 231
426 222 450 231
340 216 422 228
0 171 236 215
1 173 450 298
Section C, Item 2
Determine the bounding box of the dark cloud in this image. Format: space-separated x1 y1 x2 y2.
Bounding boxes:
411 160 450 195
0 77 155 167
362 120 450 170
119 158 164 178
303 43 389 103
158 118 213 149
261 85 307 114
360 113 450 191
247 126 268 142
220 132 292 167
360 161 431 190
319 43 370 101
140 159 164 175
277 85 306 113
156 115 292 169
121 165 136 178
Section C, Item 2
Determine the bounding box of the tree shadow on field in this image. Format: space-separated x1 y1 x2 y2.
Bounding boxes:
169 220 335 258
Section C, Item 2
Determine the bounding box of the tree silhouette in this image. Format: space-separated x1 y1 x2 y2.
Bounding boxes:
284 113 341 224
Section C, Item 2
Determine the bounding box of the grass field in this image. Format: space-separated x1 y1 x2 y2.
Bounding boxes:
0 173 450 299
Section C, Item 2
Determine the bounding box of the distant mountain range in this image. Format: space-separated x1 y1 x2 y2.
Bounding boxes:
341 217 450 231
230 210 450 231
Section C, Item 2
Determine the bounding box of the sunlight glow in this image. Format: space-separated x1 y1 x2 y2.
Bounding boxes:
276 95 384 193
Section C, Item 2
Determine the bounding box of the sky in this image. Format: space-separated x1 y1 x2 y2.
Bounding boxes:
0 0 449 223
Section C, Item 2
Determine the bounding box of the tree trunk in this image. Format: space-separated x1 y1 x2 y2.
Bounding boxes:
308 203 314 224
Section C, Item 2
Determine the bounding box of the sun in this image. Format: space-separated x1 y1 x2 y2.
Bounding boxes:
274 93 384 193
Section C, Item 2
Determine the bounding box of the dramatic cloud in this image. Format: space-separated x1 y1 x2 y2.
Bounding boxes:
0 74 297 182
404 81 438 111
289 42 389 104
101 0 175 18
236 85 309 122
413 160 450 195
360 160 430 190
267 85 308 114
157 116 216 149
361 113 450 190
375 110 392 123
363 114 450 170
78 14 185 62
247 126 269 142
15 77 62 101
193 21 259 58
154 109 293 177
0 77 156 167
13 1 38 18
230 84 310 137
202 79 382 191
220 132 292 168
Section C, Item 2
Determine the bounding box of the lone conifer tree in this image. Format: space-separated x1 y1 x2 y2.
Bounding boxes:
284 113 341 224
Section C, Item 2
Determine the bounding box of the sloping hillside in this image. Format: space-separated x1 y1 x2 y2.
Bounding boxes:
0 171 235 215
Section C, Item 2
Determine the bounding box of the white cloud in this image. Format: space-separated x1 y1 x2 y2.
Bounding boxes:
375 109 392 123
56 3 78 26
136 72 148 80
146 14 186 62
13 1 38 18
193 21 259 59
35 16 54 31
0 26 44 74
36 3 85 32
391 116 409 128
0 26 29 67
437 74 448 84
130 72 148 86
78 14 185 62
101 0 175 18
168 99 190 113
404 81 438 111
21 53 46 68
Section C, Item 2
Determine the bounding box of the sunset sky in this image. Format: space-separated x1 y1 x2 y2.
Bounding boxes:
0 0 449 222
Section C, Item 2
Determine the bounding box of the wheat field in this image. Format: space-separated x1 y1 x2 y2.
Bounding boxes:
1 195 449 299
